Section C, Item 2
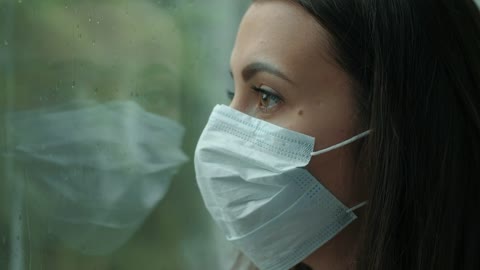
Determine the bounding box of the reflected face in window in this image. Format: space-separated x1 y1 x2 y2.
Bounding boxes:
229 0 365 210
10 0 183 119
2 0 189 258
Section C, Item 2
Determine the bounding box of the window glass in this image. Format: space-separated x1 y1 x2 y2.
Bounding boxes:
0 1 249 269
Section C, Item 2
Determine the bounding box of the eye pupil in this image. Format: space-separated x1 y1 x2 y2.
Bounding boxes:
261 93 270 106
251 86 282 113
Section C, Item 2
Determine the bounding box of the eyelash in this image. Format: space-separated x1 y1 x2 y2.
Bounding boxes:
226 89 235 100
226 85 283 114
226 86 282 101
251 85 282 105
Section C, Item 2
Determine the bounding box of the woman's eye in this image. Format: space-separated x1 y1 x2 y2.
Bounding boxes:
251 85 282 112
226 89 235 101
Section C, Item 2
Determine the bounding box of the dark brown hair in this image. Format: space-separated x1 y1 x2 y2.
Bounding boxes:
291 0 480 269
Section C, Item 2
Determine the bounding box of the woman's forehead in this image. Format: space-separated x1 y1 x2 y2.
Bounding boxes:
233 0 329 59
231 0 341 88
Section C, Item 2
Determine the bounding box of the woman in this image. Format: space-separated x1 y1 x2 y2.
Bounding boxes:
195 0 480 269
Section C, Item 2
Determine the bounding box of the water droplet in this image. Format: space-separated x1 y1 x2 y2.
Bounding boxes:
17 0 22 3
92 40 96 46
88 17 92 22
96 20 100 24
71 80 76 88
3 40 8 46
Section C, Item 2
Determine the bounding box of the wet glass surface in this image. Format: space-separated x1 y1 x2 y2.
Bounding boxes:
0 0 249 269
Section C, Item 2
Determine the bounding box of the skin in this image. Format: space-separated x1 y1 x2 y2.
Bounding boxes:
229 0 367 269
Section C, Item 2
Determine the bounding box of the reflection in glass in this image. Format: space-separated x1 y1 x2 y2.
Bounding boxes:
4 0 183 116
6 100 187 255
0 0 248 269
1 0 190 269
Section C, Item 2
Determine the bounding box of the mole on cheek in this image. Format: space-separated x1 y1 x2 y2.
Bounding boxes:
298 110 303 116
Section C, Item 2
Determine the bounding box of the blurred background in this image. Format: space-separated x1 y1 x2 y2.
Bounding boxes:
0 0 249 269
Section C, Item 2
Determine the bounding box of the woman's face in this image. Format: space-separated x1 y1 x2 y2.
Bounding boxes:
229 0 366 265
230 0 365 207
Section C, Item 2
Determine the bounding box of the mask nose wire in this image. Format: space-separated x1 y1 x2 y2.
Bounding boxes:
310 130 371 156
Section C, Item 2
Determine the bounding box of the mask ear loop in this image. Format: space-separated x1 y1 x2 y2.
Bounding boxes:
310 130 371 156
346 201 368 213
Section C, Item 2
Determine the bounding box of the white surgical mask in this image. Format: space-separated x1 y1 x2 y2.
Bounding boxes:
5 100 188 255
194 105 369 270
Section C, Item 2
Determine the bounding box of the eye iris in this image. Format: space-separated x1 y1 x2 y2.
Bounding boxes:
260 93 270 107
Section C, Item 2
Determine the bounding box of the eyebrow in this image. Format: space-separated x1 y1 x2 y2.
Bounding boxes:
230 61 294 85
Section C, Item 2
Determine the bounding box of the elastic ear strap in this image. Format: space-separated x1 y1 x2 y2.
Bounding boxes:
346 201 368 213
310 130 371 156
